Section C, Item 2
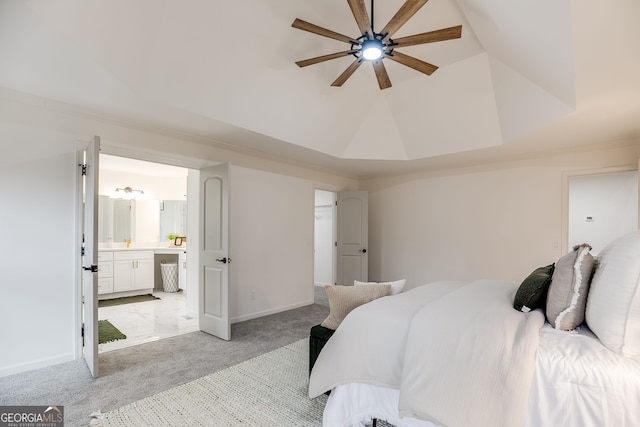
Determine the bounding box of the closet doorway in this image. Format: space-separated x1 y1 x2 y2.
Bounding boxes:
314 190 336 304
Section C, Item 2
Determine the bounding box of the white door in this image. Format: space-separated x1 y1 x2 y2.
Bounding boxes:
82 136 99 377
198 163 230 340
568 170 638 253
336 191 368 285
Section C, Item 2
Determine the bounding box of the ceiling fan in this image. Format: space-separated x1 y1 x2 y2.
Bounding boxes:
292 0 462 90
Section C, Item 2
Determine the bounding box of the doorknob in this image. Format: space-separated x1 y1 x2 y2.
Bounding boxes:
360 249 367 253
216 257 227 264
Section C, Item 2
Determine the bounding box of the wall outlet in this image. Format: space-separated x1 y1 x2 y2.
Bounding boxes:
250 289 256 300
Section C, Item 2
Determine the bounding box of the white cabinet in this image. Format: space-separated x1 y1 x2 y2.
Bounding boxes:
178 251 187 291
113 251 154 293
97 251 114 294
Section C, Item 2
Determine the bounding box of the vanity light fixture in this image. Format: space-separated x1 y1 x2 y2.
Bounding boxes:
110 186 145 200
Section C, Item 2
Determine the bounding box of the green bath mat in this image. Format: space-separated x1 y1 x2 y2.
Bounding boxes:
98 294 160 308
98 320 127 344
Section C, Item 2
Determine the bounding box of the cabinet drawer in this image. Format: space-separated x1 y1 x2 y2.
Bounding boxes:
98 277 114 294
113 251 154 261
98 252 113 262
98 261 113 278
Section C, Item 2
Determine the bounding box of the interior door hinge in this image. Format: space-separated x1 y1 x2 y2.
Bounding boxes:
81 247 85 256
80 163 87 176
81 323 84 347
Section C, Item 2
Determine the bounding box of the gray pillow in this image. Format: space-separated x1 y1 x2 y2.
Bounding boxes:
546 243 595 330
320 284 392 330
513 264 555 312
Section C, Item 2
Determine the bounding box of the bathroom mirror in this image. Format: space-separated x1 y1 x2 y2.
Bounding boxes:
98 197 186 244
98 196 134 244
159 200 187 242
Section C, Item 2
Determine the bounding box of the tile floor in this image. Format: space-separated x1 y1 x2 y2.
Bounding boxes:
98 291 198 353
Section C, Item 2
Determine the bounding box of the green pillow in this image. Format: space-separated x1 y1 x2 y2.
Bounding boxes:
513 264 555 312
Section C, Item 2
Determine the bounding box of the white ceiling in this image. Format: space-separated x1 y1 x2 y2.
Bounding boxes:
0 0 639 176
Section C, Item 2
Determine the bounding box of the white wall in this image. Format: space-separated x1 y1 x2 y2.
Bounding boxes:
99 168 187 201
363 143 640 290
0 124 81 376
229 166 316 322
568 170 638 254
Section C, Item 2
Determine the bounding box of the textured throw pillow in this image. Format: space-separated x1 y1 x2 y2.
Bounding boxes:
546 243 595 330
354 279 406 295
513 264 555 313
586 231 640 356
320 284 392 330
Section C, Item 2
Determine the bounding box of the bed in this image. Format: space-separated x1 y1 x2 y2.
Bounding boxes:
309 231 640 427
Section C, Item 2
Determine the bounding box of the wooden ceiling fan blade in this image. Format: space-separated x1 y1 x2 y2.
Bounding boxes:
295 50 358 67
331 59 363 87
346 0 373 37
391 25 462 48
372 60 392 90
292 18 359 44
380 0 430 40
386 50 438 75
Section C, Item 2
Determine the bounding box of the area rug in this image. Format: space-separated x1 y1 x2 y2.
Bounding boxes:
89 339 328 426
98 294 160 308
98 320 127 344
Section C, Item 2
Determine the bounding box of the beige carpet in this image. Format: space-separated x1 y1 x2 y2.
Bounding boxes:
90 339 327 426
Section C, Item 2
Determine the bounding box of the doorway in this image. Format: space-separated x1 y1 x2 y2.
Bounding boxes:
314 189 336 304
96 154 197 353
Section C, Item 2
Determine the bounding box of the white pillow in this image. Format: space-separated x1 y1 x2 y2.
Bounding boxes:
355 279 406 295
585 230 640 356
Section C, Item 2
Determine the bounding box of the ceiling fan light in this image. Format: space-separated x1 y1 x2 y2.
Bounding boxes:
361 39 383 60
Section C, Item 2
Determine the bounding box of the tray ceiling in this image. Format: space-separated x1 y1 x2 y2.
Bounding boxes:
0 0 639 171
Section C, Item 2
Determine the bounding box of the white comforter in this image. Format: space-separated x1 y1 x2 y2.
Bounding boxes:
309 280 545 427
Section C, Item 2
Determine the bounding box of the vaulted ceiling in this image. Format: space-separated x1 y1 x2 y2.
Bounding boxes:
0 0 639 175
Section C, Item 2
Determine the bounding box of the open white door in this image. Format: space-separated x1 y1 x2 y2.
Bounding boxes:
336 191 368 285
82 136 99 377
198 163 230 340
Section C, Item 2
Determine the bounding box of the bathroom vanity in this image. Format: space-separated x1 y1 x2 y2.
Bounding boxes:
97 247 185 299
96 195 187 299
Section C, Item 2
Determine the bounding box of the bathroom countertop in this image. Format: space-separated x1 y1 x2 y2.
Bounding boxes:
98 246 186 254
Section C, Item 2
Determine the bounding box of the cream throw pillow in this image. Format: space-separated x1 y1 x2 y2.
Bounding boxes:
320 284 392 330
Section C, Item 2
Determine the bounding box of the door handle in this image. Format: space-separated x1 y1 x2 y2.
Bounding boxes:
216 257 228 264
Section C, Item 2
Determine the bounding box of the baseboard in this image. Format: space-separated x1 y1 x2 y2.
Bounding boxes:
231 300 314 324
314 282 331 287
0 352 76 378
